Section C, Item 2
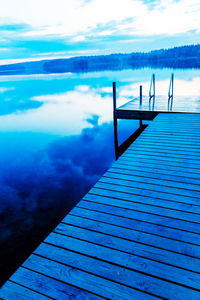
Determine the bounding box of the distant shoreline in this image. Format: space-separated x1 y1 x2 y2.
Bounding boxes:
0 44 200 75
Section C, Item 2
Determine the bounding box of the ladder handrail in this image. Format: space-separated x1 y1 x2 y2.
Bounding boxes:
168 73 174 99
149 73 155 99
149 74 155 110
168 73 174 111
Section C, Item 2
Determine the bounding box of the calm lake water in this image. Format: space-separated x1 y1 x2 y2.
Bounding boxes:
0 67 200 285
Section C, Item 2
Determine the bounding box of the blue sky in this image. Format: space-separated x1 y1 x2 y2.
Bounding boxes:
0 0 200 63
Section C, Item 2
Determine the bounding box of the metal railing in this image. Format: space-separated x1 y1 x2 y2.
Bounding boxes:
168 73 174 111
149 73 155 110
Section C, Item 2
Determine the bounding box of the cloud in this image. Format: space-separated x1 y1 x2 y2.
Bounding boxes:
0 0 200 60
130 0 200 36
76 85 90 92
0 87 14 93
1 0 200 44
0 48 10 52
85 114 99 126
0 87 114 134
71 35 86 42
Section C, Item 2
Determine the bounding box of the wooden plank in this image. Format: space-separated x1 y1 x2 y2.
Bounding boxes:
144 126 200 132
149 122 200 126
120 98 200 106
144 130 200 135
139 134 200 144
131 139 200 151
120 155 200 170
65 213 200 257
85 189 200 220
77 199 200 234
134 142 200 150
113 161 200 180
144 126 200 133
86 190 200 217
22 254 157 299
121 102 200 108
101 173 200 198
127 142 200 154
118 102 200 112
109 166 200 188
151 112 200 119
119 107 200 113
70 204 200 245
123 154 200 171
0 281 52 300
127 144 200 156
36 233 200 296
34 243 162 300
118 97 200 114
53 223 200 275
94 181 200 210
7 268 103 300
118 157 200 174
135 136 200 147
120 157 200 173
126 146 200 158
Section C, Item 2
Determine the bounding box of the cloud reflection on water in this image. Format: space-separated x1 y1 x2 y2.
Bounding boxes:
0 121 115 285
0 83 128 135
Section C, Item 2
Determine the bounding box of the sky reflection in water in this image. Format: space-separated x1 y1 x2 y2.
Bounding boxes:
0 67 200 285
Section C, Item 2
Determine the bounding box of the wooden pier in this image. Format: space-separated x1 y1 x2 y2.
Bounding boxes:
1 111 200 299
117 95 200 119
112 75 200 159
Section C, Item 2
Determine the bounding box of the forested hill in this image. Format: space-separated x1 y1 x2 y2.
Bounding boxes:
0 44 200 75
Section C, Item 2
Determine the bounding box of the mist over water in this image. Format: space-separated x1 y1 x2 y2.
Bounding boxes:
0 67 200 285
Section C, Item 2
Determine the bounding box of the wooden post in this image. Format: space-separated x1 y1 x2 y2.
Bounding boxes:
140 85 142 108
171 73 174 103
139 85 143 127
113 82 119 160
152 74 155 110
171 73 174 111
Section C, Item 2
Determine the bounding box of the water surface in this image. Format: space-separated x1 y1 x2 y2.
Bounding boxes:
0 67 200 285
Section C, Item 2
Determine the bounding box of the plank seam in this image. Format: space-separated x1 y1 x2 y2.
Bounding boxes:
52 229 200 278
29 254 162 299
76 205 200 235
113 164 200 181
103 172 200 198
20 266 107 300
8 280 55 299
62 219 200 261
91 186 200 214
38 241 200 293
109 168 200 188
67 213 200 247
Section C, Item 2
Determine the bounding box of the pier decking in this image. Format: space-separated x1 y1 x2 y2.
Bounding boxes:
116 95 200 120
1 113 200 299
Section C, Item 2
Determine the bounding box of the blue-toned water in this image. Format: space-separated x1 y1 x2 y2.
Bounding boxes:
0 67 200 284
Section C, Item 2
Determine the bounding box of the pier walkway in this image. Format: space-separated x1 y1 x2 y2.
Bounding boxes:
116 95 200 121
1 113 200 299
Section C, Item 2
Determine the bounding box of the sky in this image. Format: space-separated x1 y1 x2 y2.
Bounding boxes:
0 0 200 63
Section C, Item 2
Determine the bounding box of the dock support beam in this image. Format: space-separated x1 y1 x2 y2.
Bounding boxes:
168 73 174 111
113 82 119 159
112 82 148 160
139 85 143 128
